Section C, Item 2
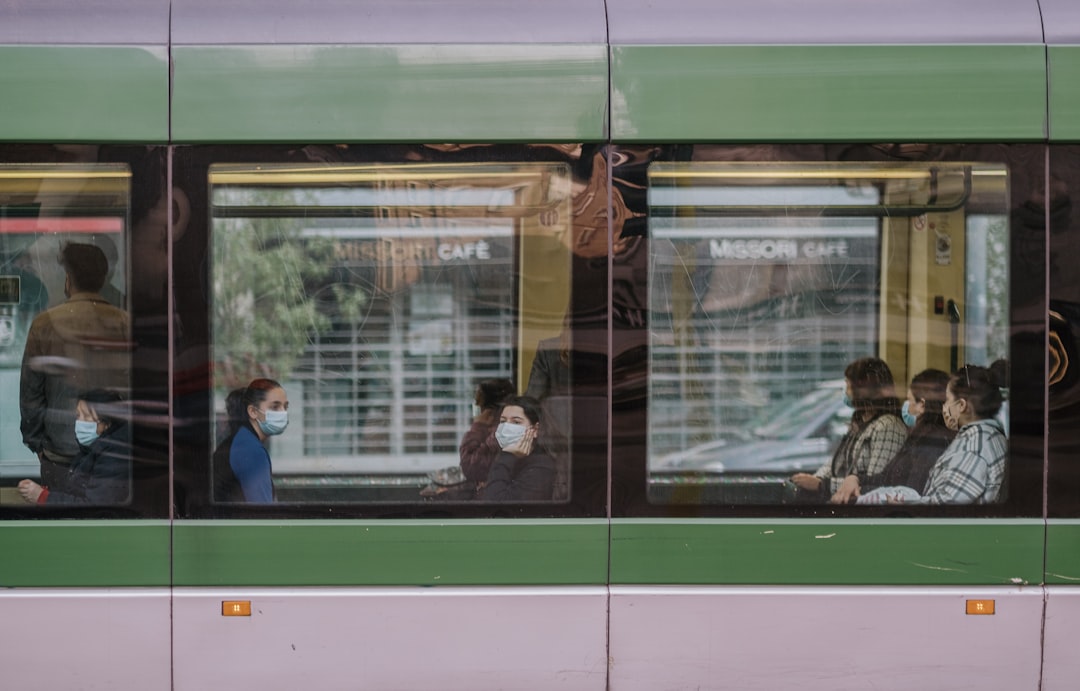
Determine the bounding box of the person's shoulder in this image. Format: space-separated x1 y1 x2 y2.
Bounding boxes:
89 296 128 320
972 418 1007 439
232 425 260 448
27 305 57 330
525 451 556 469
869 413 907 434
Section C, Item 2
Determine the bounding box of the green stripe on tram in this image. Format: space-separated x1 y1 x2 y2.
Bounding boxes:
610 519 1045 586
610 44 1047 142
1045 521 1080 584
172 519 609 586
0 46 169 143
0 521 171 587
1049 46 1080 142
171 44 608 143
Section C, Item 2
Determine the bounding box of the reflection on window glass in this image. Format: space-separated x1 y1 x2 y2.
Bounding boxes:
647 162 1010 506
209 163 572 503
0 164 132 508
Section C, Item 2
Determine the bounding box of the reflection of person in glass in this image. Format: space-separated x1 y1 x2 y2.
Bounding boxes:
20 243 130 491
17 390 131 505
213 379 289 503
482 395 555 501
790 357 907 498
525 332 570 400
459 378 516 484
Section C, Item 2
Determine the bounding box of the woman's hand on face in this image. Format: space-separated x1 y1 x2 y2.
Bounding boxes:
790 473 822 492
17 479 43 504
503 426 536 458
830 475 860 504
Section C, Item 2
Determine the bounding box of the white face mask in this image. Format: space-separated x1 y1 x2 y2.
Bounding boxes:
75 419 100 447
495 422 528 449
258 409 289 436
471 403 481 418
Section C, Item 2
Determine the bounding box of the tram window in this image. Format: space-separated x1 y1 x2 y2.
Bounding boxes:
645 161 1011 506
207 162 574 504
0 162 135 511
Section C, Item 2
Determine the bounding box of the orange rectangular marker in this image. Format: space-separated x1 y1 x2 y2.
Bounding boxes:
965 599 995 615
222 600 252 617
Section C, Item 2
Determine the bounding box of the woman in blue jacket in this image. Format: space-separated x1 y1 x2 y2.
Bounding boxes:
213 378 290 503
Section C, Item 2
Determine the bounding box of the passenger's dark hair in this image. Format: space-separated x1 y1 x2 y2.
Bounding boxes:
60 242 109 293
989 358 1009 389
910 369 950 416
477 378 515 410
844 357 900 422
77 388 125 431
500 394 542 426
949 365 1003 419
224 387 247 433
242 379 282 418
908 369 951 434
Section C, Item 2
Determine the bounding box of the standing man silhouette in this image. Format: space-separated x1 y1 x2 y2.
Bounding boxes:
20 242 130 491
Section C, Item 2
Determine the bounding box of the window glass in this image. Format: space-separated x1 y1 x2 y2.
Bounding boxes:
643 160 1013 506
0 160 135 510
207 162 575 505
1048 145 1080 517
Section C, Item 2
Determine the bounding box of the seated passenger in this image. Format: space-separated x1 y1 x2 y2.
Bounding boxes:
861 364 1007 504
482 395 555 501
790 357 907 499
459 378 516 484
831 369 955 503
17 389 131 505
213 378 289 503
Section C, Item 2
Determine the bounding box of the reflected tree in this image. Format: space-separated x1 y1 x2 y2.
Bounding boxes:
212 190 367 387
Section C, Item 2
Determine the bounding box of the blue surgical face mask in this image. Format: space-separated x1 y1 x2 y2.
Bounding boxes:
901 400 918 428
842 393 853 408
495 422 527 449
75 419 100 447
258 409 289 436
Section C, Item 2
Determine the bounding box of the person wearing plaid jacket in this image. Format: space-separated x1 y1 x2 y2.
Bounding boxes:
791 357 907 498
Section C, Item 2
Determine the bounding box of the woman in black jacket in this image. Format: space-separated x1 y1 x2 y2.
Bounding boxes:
482 395 555 501
832 368 956 503
18 389 131 505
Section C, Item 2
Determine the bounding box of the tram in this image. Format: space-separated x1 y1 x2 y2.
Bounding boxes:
1 0 1079 689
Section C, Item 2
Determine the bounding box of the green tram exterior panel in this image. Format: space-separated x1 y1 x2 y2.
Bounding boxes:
0 522 170 587
170 44 609 143
0 46 169 143
0 520 1055 588
610 45 1048 142
610 520 1046 586
1045 522 1080 584
0 44 1053 143
172 520 610 586
1049 46 1080 142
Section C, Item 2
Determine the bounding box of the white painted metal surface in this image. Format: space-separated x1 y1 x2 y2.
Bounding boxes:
173 586 609 691
607 0 1044 45
171 0 608 45
0 589 172 691
1041 587 1080 690
609 586 1044 691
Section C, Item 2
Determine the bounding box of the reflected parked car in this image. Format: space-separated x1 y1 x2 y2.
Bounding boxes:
654 381 853 474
